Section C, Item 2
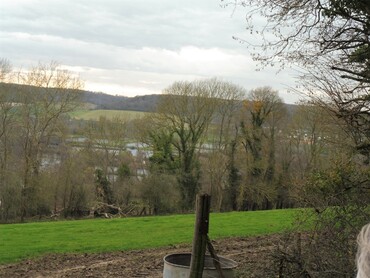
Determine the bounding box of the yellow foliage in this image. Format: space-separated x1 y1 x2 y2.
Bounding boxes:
253 100 263 113
242 100 249 109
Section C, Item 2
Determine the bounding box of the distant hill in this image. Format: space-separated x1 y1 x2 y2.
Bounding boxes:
82 91 298 115
82 91 161 112
0 82 297 114
0 82 161 112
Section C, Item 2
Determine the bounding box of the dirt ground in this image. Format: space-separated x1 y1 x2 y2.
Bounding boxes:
0 234 280 278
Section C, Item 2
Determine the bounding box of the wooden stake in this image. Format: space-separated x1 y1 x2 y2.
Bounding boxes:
189 194 211 278
207 235 225 278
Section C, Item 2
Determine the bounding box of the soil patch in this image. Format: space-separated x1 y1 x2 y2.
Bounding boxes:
0 234 281 277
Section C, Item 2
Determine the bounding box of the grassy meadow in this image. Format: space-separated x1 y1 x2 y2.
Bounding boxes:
0 209 301 264
69 109 148 121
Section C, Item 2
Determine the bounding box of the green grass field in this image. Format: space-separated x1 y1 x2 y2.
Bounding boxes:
0 209 301 264
69 109 148 121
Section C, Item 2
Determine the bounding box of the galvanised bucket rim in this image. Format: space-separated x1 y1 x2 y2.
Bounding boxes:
163 252 238 270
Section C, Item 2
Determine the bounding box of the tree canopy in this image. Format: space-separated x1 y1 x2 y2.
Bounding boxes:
232 0 370 157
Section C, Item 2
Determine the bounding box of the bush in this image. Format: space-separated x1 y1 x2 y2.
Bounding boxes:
140 174 180 214
269 158 370 277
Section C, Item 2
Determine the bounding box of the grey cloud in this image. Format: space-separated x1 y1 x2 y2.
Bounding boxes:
1 0 246 50
0 0 301 103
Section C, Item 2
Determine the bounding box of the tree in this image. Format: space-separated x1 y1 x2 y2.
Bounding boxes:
0 59 16 218
270 154 370 277
55 151 95 218
156 79 224 209
239 87 286 210
140 174 179 215
0 58 12 81
234 0 369 80
0 69 21 221
231 0 369 157
226 131 242 210
147 123 178 174
302 68 369 162
14 62 83 221
289 104 331 175
201 81 245 211
212 81 246 150
95 168 114 205
229 2 370 274
84 116 126 183
134 115 181 213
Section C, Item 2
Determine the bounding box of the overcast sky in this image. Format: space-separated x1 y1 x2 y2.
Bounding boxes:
0 0 301 103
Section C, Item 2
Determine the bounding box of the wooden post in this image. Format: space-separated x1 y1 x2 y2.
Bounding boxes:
207 235 225 278
189 194 211 278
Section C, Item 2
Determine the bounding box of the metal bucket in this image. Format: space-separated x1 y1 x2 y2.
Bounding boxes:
163 253 237 278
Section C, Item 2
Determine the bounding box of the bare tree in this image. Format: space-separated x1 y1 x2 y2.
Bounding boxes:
201 81 245 211
0 60 14 185
230 0 369 157
14 62 83 221
301 67 369 162
0 59 12 82
84 116 126 183
213 81 246 149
